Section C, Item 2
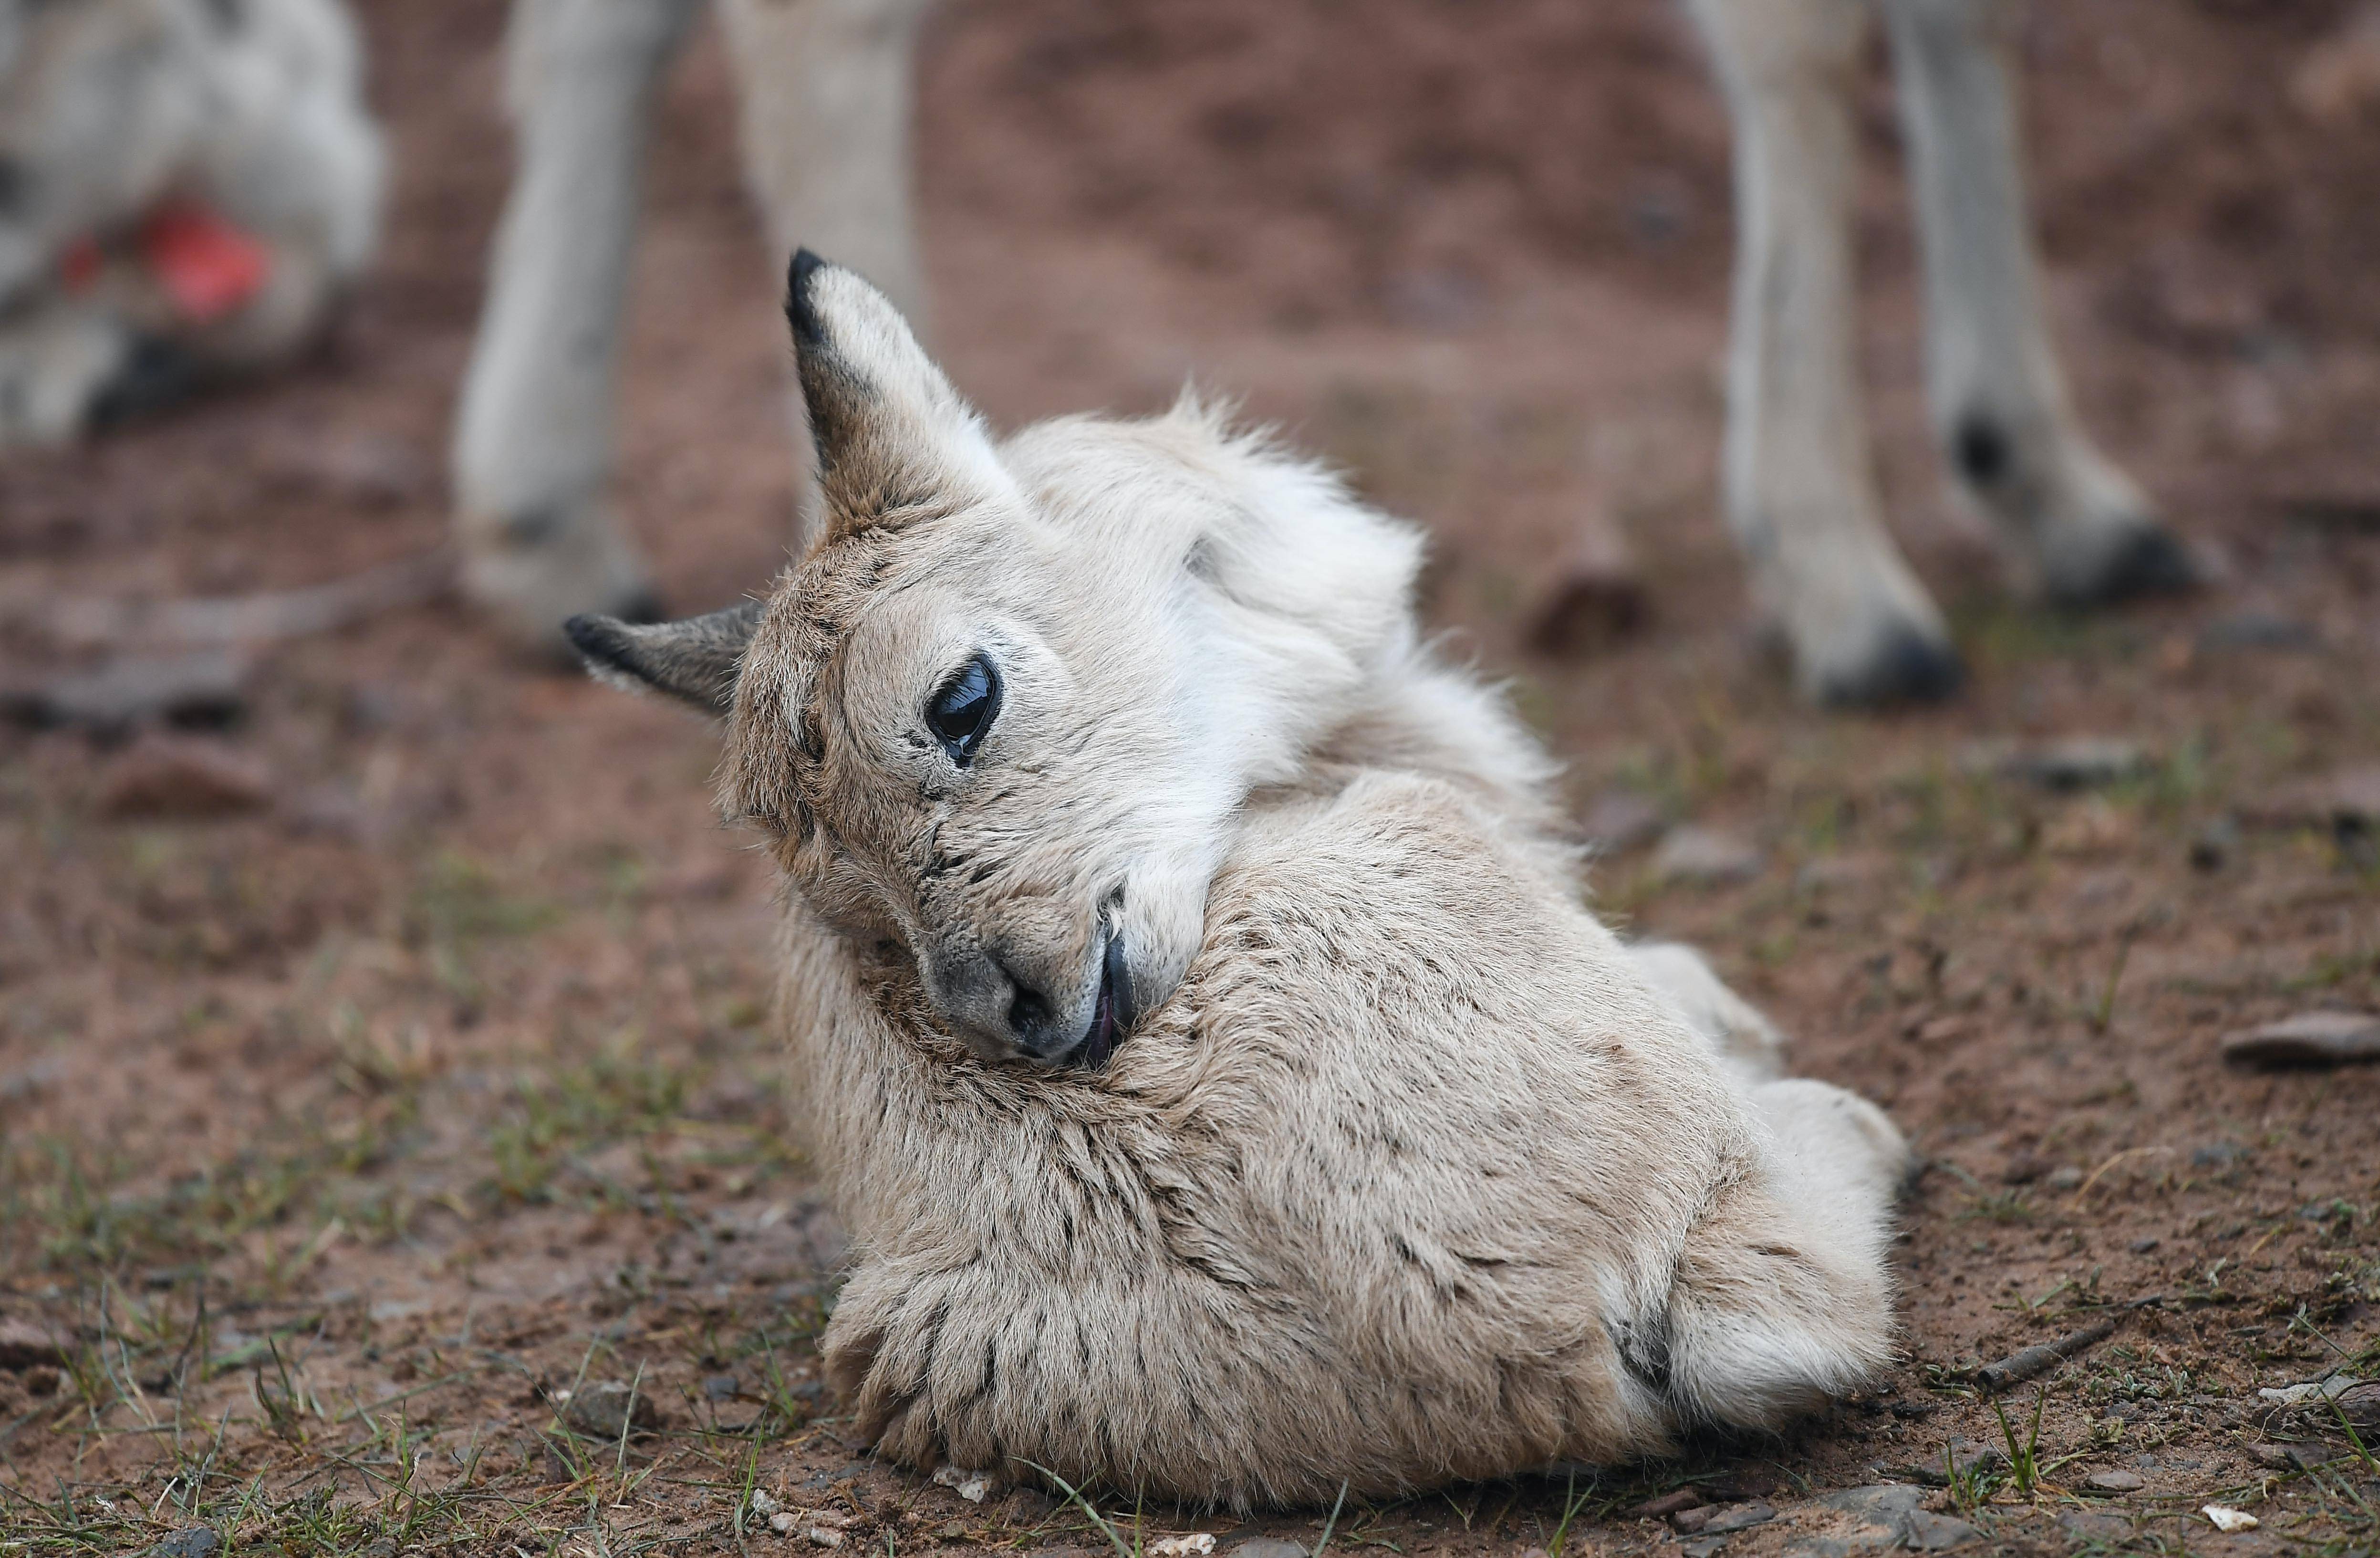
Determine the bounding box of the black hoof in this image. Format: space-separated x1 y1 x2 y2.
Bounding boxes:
1816 624 1966 708
88 335 202 431
2055 524 2200 606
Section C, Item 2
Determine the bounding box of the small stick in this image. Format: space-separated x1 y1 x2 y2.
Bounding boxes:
37 547 454 650
1974 1316 2119 1392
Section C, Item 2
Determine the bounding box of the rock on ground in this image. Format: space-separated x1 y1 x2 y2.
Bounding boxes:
95 735 273 821
1651 824 1764 884
559 1379 661 1440
2223 1011 2380 1068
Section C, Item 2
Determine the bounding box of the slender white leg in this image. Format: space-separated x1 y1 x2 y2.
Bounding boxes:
1690 0 1963 705
0 304 136 448
1885 0 2191 603
451 0 700 649
716 0 933 544
717 0 931 324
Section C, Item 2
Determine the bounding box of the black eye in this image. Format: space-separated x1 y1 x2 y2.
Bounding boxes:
926 654 1000 764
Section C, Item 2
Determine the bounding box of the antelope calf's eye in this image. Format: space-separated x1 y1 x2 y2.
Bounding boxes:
927 654 1001 764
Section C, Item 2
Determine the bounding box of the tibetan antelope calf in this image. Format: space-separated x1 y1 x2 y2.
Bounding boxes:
0 0 381 445
464 0 2187 701
566 253 1908 1507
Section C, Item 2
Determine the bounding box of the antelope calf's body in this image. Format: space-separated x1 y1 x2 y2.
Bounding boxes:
571 252 1910 1507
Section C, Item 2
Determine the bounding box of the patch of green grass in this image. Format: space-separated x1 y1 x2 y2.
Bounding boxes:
404 849 563 947
1991 1387 2051 1500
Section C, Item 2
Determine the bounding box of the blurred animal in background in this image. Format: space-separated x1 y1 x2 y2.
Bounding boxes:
1675 0 2192 704
453 0 929 647
463 0 2190 699
564 253 1911 1504
0 0 382 448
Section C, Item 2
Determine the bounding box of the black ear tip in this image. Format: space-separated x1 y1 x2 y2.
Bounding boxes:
785 248 830 346
563 612 630 669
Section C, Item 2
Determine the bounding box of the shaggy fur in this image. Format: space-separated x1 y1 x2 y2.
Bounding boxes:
0 0 380 446
574 255 1908 1508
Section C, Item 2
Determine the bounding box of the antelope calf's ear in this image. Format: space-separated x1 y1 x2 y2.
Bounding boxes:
564 598 765 713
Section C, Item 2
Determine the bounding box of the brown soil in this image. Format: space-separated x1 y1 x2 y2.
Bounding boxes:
3 0 2377 1553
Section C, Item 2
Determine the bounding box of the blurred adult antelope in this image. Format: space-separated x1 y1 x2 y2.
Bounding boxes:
567 251 1911 1505
0 0 381 446
464 0 2189 700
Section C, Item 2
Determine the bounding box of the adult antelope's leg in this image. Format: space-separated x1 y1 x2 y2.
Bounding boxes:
717 0 933 544
1886 0 2190 604
717 0 931 324
451 0 700 651
1690 0 1962 704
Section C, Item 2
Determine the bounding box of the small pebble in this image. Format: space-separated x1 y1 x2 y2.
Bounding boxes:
2203 1506 2259 1533
2190 816 2241 871
2222 1011 2380 1069
560 1379 659 1440
2058 1512 2131 1543
1901 1511 1980 1552
770 1511 800 1534
1966 737 2149 792
152 1529 220 1558
2086 1470 2146 1494
931 1464 993 1503
1581 791 1665 854
96 734 272 820
1630 1488 1705 1518
1150 1537 1216 1557
1650 825 1764 886
1700 1503 1775 1534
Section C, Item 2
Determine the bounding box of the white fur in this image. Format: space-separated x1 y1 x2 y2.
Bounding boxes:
586 261 1911 1506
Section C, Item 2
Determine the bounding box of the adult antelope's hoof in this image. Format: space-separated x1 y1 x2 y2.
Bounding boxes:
458 504 660 662
2046 521 2201 607
1809 621 1965 708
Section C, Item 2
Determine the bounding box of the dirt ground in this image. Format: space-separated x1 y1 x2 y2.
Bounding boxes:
3 0 2378 1553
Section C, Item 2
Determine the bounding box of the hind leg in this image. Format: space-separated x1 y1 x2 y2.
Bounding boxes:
1658 1079 1906 1431
1884 0 2193 603
1626 941 1786 1087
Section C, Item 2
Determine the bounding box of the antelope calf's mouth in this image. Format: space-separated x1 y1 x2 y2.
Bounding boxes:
1068 934 1132 1071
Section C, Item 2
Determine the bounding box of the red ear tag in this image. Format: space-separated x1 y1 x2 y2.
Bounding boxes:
58 233 104 293
138 199 272 324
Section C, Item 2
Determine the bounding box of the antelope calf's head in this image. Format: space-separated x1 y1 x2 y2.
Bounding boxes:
568 251 1421 1068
